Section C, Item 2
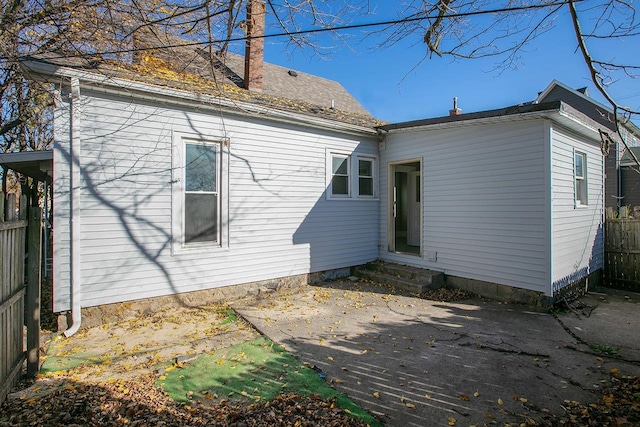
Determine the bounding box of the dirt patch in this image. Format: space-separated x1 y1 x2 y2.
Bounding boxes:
0 374 369 426
38 305 255 382
419 287 477 302
539 373 640 426
2 301 380 426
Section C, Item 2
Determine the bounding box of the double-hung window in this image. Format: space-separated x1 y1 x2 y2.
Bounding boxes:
330 154 350 197
327 151 377 199
172 133 227 252
574 150 588 207
184 142 219 244
357 157 375 197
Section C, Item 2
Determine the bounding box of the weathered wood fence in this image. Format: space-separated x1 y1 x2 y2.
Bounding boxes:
604 211 640 291
0 192 41 403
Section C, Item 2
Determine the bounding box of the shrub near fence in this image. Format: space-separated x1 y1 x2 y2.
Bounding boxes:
604 208 640 291
0 192 27 403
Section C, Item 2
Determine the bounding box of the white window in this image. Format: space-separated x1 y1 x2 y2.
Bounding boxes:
184 142 219 244
330 153 350 197
327 151 377 200
357 157 375 197
574 150 588 206
172 133 228 253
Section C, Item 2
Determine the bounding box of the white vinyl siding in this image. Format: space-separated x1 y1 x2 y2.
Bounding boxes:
381 120 549 293
52 87 379 311
551 126 603 293
52 94 72 312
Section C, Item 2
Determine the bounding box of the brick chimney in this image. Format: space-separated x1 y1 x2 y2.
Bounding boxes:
449 97 462 116
244 0 266 92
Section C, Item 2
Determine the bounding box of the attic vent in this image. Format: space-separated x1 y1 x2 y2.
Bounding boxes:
577 87 590 97
288 70 298 77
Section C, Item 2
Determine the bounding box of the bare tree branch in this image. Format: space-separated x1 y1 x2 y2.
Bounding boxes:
569 0 640 168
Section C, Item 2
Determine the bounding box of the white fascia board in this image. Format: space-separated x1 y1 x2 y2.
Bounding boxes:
380 110 559 134
22 60 378 137
382 105 603 145
555 103 607 142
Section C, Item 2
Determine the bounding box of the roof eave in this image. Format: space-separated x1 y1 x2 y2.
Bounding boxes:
378 101 603 143
377 102 564 133
0 150 53 182
22 59 378 137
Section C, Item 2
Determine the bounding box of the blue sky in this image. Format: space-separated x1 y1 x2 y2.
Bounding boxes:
259 2 640 124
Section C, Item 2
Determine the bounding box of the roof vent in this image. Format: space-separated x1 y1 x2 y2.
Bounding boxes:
288 70 298 77
577 87 590 97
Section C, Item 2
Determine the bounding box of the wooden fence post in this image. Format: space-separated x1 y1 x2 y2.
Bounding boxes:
26 206 42 378
5 193 15 221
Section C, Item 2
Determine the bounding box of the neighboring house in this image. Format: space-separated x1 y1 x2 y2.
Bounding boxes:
619 147 640 209
5 11 612 331
536 80 640 211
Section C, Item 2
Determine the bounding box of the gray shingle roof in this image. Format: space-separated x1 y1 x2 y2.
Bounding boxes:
134 33 372 116
28 36 382 129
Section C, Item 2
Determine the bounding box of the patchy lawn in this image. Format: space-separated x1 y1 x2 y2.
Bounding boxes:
1 303 381 426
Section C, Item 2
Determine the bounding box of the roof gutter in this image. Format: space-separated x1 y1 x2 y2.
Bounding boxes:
22 59 378 137
64 76 82 337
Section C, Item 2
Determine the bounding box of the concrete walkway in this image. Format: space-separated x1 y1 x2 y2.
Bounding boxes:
231 281 640 426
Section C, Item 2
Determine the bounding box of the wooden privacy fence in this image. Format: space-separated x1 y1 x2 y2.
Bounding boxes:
604 217 640 291
0 192 41 404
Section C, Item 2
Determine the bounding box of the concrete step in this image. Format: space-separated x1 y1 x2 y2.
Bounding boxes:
355 261 444 294
373 261 441 282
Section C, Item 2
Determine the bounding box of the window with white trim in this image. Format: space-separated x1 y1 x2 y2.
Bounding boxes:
330 154 350 197
184 142 219 244
327 151 377 200
172 133 227 252
357 157 375 197
574 150 588 206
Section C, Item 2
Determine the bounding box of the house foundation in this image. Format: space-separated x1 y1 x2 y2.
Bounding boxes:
56 268 352 331
444 276 552 310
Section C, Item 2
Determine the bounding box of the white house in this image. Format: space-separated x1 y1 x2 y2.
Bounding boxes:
377 102 604 300
13 28 607 332
21 50 383 334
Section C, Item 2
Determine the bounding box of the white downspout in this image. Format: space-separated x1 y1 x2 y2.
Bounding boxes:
64 77 82 337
